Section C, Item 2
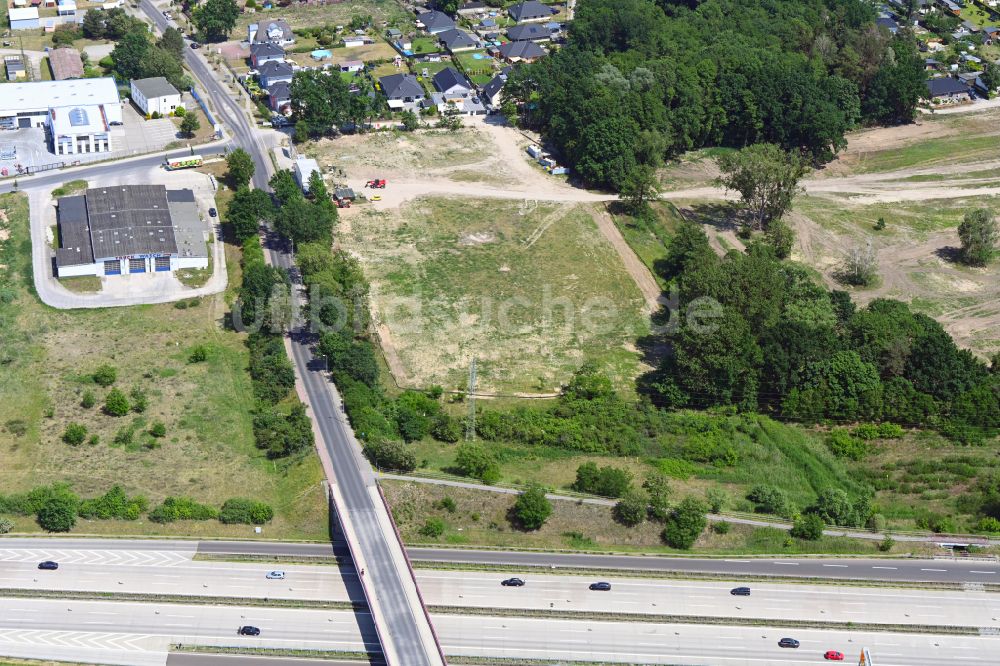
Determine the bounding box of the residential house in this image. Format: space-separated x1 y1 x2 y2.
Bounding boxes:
340 60 364 73
960 53 982 65
432 67 473 100
498 40 546 62
924 57 942 71
9 7 40 30
268 81 291 113
457 1 487 15
506 23 551 41
130 77 183 116
478 17 497 30
925 76 971 101
379 73 425 110
481 65 512 107
937 0 961 14
249 19 295 46
4 56 26 81
250 42 285 68
876 16 899 34
416 10 456 34
55 0 75 16
258 60 294 89
49 47 84 80
387 28 403 40
983 26 1000 45
508 0 556 22
438 28 478 52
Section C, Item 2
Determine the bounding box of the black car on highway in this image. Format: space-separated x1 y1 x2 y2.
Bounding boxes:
37 561 59 570
730 586 751 596
589 581 612 591
501 577 525 587
778 638 800 648
238 626 261 636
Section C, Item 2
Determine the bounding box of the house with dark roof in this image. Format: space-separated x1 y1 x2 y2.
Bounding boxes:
249 19 295 45
379 73 425 109
876 16 899 34
498 40 546 62
983 26 1000 45
507 23 551 42
481 65 512 107
416 10 456 34
258 60 294 89
4 55 26 81
926 76 971 101
438 28 478 52
508 0 556 22
250 42 285 69
268 81 291 113
432 67 473 100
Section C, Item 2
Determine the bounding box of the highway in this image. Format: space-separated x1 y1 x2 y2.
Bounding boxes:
0 597 997 666
3 538 1000 584
2 554 1000 629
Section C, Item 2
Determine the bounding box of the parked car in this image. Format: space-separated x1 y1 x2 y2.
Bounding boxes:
370 195 382 201
589 582 612 591
265 571 285 580
825 651 845 661
778 638 800 648
208 207 217 217
501 577 525 587
238 626 261 636
37 561 59 570
730 587 751 596
190 42 201 49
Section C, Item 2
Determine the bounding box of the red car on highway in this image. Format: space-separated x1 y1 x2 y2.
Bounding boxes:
825 651 844 661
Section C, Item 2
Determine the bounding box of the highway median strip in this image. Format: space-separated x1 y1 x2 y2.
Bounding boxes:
0 588 361 611
170 645 382 663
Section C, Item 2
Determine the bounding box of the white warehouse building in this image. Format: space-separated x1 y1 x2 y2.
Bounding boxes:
0 77 122 155
130 77 183 117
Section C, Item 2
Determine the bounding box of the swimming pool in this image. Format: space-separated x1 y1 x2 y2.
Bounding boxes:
311 49 332 59
472 53 486 60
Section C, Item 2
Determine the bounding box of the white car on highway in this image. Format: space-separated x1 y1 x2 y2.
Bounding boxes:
265 571 285 580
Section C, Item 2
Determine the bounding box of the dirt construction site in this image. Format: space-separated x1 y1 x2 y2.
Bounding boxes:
303 109 1000 391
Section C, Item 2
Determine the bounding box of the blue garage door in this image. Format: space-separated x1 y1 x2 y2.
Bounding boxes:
154 256 171 272
129 258 146 273
104 260 121 275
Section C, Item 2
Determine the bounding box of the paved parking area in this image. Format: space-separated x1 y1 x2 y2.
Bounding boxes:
0 128 51 172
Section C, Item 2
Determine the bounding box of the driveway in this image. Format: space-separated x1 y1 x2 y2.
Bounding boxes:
25 164 228 310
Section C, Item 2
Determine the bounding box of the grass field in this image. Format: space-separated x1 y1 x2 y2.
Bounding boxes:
342 197 649 393
383 479 944 556
308 127 494 176
236 1 413 35
0 193 328 540
608 202 685 289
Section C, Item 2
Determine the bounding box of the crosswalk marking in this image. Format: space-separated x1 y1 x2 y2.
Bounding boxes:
0 549 193 568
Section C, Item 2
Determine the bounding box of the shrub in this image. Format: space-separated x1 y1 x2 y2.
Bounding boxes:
512 484 552 530
130 387 148 414
149 422 167 438
37 496 78 532
189 345 208 363
867 513 887 533
78 485 147 520
877 423 905 439
173 106 186 117
436 496 457 513
81 390 96 408
454 443 501 485
93 364 117 386
663 497 707 549
614 489 647 527
573 462 632 498
148 497 218 523
431 414 462 443
362 439 417 473
975 516 1000 533
643 472 671 522
706 487 728 514
88 434 99 446
0 517 12 534
790 514 824 541
419 517 446 538
104 388 130 416
113 425 134 447
62 422 88 446
746 484 794 517
826 430 868 460
878 534 895 552
711 521 731 534
219 498 274 524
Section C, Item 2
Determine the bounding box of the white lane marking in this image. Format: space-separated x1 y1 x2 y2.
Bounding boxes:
970 571 995 574
724 560 751 563
921 568 947 572
772 562 799 566
823 564 849 568
872 566 898 570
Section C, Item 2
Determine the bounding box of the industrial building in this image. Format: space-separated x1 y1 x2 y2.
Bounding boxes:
55 185 209 278
0 78 122 155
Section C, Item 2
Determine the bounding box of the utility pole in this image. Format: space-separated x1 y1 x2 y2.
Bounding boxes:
465 357 477 441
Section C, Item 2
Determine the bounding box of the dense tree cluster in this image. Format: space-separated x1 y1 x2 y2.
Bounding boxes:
643 224 1000 442
193 0 239 42
505 0 926 189
269 170 337 247
109 16 190 91
290 70 379 139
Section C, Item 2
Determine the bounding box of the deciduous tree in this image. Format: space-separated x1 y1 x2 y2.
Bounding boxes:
958 208 997 267
716 144 806 231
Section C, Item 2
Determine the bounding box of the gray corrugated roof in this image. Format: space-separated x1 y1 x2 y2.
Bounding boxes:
439 28 477 49
56 194 93 266
499 40 546 59
85 185 178 260
380 73 424 98
418 10 455 30
259 61 293 77
926 77 970 96
507 23 549 40
131 76 179 99
509 0 554 21
250 42 285 58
